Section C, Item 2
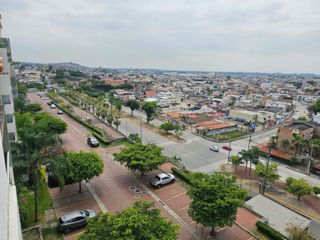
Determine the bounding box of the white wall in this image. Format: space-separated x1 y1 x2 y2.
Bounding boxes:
0 130 9 240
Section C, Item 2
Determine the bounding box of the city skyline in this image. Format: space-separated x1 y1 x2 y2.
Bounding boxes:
2 0 320 74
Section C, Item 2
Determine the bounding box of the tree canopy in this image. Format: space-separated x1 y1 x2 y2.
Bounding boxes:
255 162 280 183
286 177 313 201
142 102 158 123
125 99 140 116
188 172 247 235
159 121 177 133
79 201 179 240
114 143 166 174
66 151 104 192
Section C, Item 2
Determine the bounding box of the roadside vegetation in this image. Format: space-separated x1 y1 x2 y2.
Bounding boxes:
207 130 248 141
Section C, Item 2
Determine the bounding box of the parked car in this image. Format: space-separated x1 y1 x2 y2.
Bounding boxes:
150 173 175 188
57 210 96 233
50 104 56 109
47 101 52 106
57 110 63 115
209 146 219 152
87 136 99 147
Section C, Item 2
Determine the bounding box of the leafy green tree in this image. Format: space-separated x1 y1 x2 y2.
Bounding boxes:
159 121 176 133
142 102 158 123
113 115 121 130
79 201 179 240
114 143 166 175
255 162 280 187
230 155 243 172
309 99 320 114
188 172 247 236
34 113 67 135
125 99 140 116
25 103 42 113
297 116 308 121
285 225 313 240
12 113 59 222
286 178 313 201
128 133 141 143
66 151 104 192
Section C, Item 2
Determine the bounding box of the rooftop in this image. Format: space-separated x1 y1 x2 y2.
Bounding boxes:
288 123 313 131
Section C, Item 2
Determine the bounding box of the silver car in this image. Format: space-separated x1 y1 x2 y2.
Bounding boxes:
150 173 175 188
57 210 96 233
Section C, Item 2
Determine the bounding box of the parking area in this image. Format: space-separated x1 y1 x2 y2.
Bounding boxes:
142 162 261 240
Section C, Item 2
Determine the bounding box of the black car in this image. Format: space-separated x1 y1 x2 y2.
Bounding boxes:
87 136 99 147
57 210 97 233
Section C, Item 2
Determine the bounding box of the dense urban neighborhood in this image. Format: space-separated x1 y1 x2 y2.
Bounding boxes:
1 4 320 240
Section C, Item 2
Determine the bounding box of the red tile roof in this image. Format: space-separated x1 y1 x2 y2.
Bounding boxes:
256 144 293 160
195 121 233 130
145 90 157 97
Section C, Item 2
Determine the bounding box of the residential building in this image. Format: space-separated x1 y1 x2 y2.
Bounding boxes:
113 89 135 101
229 109 258 123
276 122 314 153
0 16 23 239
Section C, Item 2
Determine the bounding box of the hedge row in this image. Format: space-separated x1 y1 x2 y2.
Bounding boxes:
48 96 111 144
256 221 285 240
92 131 110 145
172 167 193 185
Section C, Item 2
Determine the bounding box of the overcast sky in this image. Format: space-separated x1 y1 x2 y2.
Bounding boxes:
1 0 320 73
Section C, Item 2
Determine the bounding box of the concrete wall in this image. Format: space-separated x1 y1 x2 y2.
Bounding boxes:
0 46 16 141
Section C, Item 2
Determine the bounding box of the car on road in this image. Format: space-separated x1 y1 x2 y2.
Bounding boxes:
50 104 56 109
222 145 232 151
57 210 96 233
209 146 219 152
150 173 175 188
57 110 63 115
87 136 99 147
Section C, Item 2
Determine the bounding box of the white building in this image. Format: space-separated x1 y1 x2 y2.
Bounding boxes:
0 36 17 141
0 16 23 240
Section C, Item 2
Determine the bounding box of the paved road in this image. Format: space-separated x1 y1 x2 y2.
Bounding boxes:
119 108 320 186
292 101 309 119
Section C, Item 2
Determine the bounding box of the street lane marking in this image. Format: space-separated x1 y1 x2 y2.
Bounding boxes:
177 203 191 212
154 183 176 193
56 200 91 211
165 191 187 201
86 182 108 213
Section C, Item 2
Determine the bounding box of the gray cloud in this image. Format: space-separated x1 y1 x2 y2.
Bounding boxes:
1 0 320 73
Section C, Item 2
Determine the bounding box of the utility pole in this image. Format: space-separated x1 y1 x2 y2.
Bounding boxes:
247 132 252 150
140 117 143 140
306 145 313 175
227 141 232 164
261 137 276 194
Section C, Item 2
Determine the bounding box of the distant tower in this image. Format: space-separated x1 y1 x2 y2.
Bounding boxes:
0 14 2 37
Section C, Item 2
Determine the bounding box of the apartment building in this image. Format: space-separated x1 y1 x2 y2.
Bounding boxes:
0 31 17 141
0 16 23 240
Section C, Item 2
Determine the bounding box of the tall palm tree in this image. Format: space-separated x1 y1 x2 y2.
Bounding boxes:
281 139 290 153
291 133 304 158
249 146 260 176
12 130 58 222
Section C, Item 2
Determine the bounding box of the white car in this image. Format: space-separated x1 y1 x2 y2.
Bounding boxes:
150 173 175 188
210 146 219 152
50 104 56 109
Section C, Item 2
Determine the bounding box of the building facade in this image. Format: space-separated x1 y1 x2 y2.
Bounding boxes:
0 16 23 240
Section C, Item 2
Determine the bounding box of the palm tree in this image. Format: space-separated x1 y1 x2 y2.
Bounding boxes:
239 149 250 172
249 146 260 176
281 139 290 153
12 131 58 222
230 155 243 172
291 133 304 158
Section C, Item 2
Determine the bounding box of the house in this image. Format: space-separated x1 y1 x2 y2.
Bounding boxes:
193 120 237 135
113 89 135 101
276 122 314 153
229 109 258 123
102 78 128 86
181 99 198 111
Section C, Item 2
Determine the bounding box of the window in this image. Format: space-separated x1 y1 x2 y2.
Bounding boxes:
8 132 15 141
6 114 13 123
2 95 11 104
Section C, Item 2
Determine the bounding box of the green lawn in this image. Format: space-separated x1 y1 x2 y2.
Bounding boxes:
208 131 248 141
42 228 64 240
19 171 53 228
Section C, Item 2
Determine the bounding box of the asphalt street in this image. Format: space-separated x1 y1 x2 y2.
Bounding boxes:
119 107 320 186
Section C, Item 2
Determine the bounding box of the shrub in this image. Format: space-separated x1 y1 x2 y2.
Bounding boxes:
256 221 285 240
314 186 320 195
92 131 110 145
172 167 192 185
